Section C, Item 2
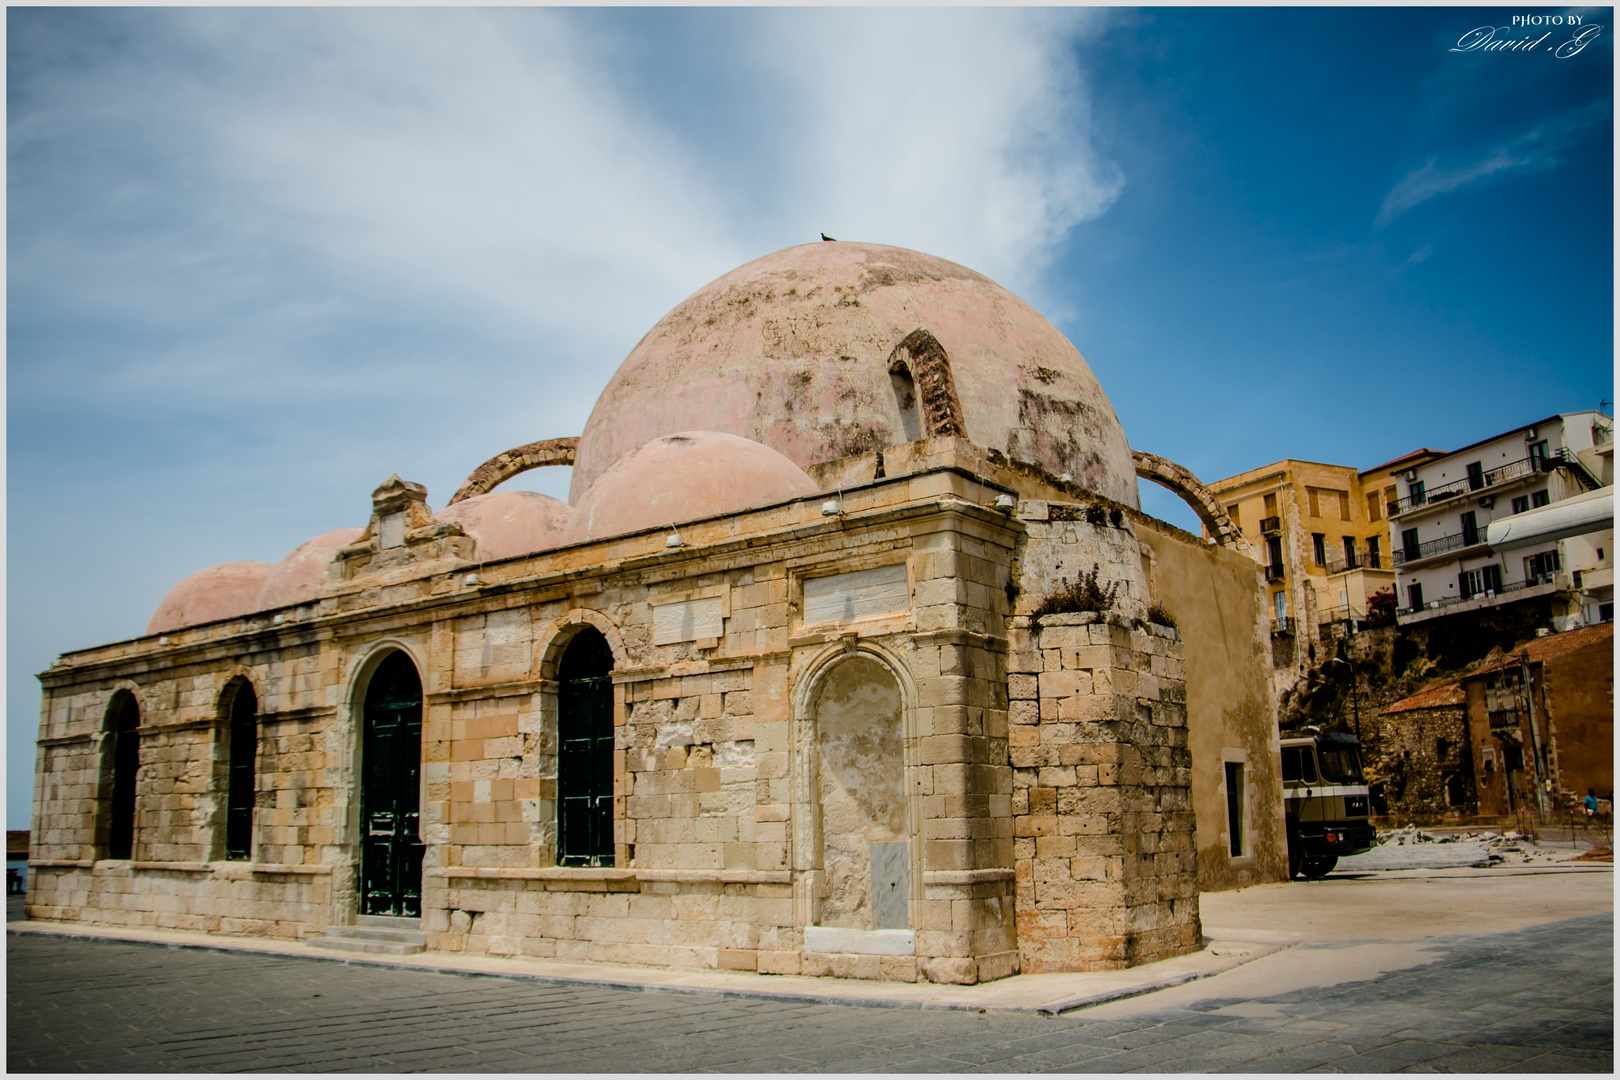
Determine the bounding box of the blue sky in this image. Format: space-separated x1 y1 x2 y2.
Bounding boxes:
7 7 1612 827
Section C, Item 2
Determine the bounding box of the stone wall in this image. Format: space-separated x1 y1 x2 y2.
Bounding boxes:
1006 612 1200 971
1375 705 1474 818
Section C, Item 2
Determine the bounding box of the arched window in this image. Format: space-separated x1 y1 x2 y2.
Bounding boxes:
224 682 258 860
557 628 615 867
106 694 141 860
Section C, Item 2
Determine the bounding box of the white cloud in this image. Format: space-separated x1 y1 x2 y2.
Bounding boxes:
7 8 1122 825
756 8 1122 289
1377 100 1608 227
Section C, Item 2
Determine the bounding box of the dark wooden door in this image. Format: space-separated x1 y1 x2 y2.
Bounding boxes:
360 651 424 916
558 630 614 866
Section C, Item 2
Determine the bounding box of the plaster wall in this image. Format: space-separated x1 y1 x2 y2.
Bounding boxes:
1134 522 1287 891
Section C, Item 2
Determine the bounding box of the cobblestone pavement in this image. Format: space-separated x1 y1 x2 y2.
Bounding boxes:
7 914 1611 1073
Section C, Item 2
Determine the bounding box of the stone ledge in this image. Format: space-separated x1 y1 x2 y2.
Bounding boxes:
803 926 916 956
435 867 792 888
923 868 1015 884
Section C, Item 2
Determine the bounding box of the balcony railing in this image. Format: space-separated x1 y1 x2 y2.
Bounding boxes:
1323 547 1385 574
1394 576 1559 618
1316 604 1363 626
1265 562 1286 582
1271 615 1293 635
1393 530 1487 566
1259 516 1282 535
1392 456 1542 516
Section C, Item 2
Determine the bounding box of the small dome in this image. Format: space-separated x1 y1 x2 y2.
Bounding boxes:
146 561 273 635
256 527 365 611
563 431 818 544
437 489 571 561
570 242 1138 507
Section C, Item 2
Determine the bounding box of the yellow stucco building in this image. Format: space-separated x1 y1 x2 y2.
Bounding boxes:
1207 460 1396 690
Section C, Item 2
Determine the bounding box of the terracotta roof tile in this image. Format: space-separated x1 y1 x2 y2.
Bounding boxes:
1467 622 1615 680
1382 682 1465 714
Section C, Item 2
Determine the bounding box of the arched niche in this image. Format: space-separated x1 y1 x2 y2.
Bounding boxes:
795 646 918 933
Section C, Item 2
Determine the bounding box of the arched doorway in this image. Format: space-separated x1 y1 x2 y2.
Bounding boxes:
812 654 909 931
360 651 424 916
557 628 615 867
106 694 141 860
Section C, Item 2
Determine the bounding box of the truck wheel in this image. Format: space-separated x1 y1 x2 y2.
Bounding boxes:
1286 819 1304 880
1302 856 1338 880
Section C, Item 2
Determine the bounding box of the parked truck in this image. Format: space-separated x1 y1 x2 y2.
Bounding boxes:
1281 729 1375 879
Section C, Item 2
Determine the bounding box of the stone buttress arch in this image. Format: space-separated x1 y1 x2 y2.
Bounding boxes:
448 437 579 506
1133 449 1253 556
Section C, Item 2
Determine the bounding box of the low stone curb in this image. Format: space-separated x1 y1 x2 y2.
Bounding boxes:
5 917 1292 1015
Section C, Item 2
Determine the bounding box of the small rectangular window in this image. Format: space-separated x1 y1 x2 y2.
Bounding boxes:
1466 462 1484 490
1529 440 1550 471
1409 480 1427 506
1313 533 1326 565
1264 492 1278 517
1512 495 1530 514
1337 490 1351 521
1384 485 1399 516
1366 492 1382 522
1342 536 1356 568
1531 489 1550 508
1224 761 1246 858
1307 488 1322 518
1226 503 1241 529
1408 582 1424 610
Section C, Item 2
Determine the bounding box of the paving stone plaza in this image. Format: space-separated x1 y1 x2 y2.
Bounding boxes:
7 896 1611 1073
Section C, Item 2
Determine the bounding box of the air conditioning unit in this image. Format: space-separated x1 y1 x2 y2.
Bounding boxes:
1478 495 1494 508
1525 426 1538 439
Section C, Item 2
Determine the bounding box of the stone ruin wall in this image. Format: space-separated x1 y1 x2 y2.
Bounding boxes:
1007 612 1200 971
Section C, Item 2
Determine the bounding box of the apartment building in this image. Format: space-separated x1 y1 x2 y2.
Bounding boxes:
1207 461 1396 686
1389 411 1613 627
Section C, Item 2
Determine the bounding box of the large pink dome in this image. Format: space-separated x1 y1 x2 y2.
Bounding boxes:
563 431 819 544
437 490 571 561
147 561 273 635
256 527 364 612
570 242 1137 507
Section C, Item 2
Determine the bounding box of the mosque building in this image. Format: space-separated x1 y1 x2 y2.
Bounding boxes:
28 242 1282 984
